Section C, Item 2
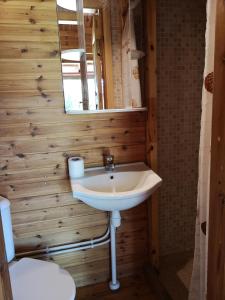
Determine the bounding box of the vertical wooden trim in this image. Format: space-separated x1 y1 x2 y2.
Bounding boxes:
145 0 159 268
207 0 225 299
93 15 104 110
102 6 114 109
0 213 13 300
77 0 89 110
80 52 89 110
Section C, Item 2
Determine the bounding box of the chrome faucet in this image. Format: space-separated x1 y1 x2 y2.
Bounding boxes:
104 154 115 171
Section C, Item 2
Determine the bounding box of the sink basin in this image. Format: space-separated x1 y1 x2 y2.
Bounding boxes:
70 162 162 211
70 161 162 291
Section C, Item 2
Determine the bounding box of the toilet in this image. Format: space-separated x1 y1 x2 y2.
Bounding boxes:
0 196 76 300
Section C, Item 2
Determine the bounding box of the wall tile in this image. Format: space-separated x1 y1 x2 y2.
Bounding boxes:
156 0 206 255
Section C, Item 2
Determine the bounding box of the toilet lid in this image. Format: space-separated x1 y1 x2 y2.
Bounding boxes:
9 258 76 300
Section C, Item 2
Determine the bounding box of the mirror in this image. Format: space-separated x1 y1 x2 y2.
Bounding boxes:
56 0 146 113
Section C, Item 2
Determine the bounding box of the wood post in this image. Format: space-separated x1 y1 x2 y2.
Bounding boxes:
207 0 225 298
145 0 159 268
102 5 114 109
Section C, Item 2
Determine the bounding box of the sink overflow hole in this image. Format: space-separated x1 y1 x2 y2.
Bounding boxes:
110 176 114 180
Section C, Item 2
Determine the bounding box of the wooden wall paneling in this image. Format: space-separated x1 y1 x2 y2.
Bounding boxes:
0 109 144 124
207 0 225 298
9 193 75 213
0 42 60 59
144 0 159 268
0 1 59 25
0 92 64 108
15 225 108 252
12 202 99 225
15 217 147 253
0 127 145 155
67 254 146 287
0 24 59 42
13 212 108 238
0 59 62 76
0 144 145 173
13 204 146 243
0 0 148 287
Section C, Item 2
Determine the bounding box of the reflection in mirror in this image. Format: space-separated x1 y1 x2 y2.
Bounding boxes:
56 0 146 113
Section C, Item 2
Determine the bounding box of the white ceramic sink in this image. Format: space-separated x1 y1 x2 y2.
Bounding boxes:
70 161 162 291
70 162 162 211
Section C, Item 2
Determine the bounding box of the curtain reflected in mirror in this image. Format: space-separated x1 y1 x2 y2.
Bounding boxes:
56 0 146 113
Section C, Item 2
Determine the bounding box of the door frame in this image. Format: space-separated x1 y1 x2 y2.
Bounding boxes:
0 212 13 300
207 0 225 298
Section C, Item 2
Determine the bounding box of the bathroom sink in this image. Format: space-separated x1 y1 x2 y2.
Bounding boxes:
70 161 162 290
70 162 162 211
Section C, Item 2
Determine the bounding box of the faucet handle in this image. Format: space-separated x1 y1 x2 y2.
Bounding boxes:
105 154 114 163
103 154 115 171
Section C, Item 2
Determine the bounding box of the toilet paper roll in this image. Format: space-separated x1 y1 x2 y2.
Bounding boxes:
68 157 84 179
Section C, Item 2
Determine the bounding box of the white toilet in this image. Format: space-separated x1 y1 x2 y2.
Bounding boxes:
0 196 76 300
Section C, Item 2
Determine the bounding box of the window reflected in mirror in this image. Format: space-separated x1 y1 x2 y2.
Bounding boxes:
56 0 146 113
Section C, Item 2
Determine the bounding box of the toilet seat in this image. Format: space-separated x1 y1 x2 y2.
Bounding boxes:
9 257 76 300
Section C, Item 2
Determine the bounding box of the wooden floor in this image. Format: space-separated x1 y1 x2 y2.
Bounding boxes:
76 273 159 300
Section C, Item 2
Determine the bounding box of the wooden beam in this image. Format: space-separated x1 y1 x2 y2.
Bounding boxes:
0 212 13 300
83 0 104 9
102 7 114 109
80 52 89 110
207 0 225 299
57 8 77 21
92 14 104 109
145 0 159 268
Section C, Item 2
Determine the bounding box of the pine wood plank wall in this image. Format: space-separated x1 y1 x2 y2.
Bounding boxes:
0 0 148 286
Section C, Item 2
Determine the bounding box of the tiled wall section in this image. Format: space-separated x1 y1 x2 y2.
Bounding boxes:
157 0 206 255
